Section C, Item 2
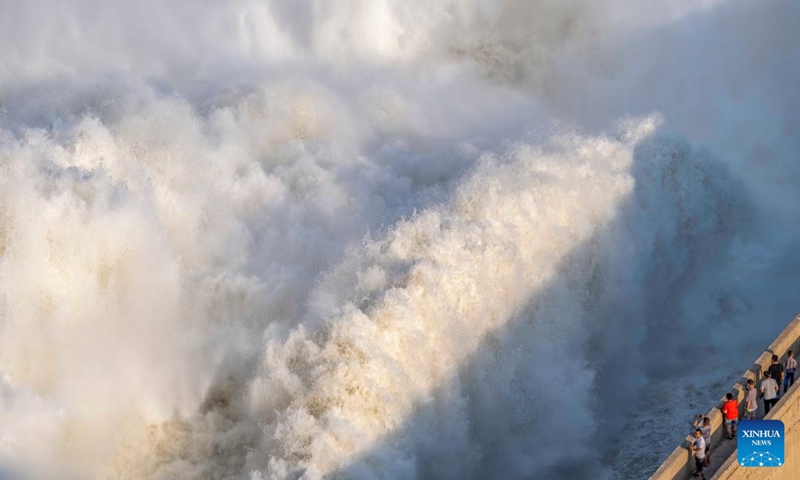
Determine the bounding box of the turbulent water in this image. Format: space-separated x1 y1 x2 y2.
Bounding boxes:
0 1 799 479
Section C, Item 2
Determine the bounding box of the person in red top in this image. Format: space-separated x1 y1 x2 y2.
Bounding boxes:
721 393 739 440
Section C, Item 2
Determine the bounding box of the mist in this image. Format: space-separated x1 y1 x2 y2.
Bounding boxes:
0 1 798 479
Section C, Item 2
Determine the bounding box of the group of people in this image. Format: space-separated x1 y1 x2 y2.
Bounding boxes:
689 351 798 479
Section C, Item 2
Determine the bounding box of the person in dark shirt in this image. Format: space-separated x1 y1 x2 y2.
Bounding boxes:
768 355 785 397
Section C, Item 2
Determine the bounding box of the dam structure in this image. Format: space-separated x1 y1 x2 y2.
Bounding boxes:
649 313 800 480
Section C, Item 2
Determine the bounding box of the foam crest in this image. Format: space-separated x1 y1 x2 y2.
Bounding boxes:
246 122 648 479
0 1 798 479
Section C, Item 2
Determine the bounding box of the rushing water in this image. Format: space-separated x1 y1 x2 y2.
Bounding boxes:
0 1 799 479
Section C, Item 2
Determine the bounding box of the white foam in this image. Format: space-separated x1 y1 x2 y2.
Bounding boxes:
0 1 798 479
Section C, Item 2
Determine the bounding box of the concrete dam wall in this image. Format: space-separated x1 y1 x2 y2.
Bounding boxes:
649 313 800 480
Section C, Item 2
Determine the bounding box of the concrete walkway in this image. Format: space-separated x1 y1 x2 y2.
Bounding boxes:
687 390 793 479
650 314 800 480
701 434 737 478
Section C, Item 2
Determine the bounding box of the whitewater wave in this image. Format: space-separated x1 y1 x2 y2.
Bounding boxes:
0 1 798 479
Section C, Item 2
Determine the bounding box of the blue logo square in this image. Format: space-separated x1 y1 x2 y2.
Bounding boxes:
738 420 785 467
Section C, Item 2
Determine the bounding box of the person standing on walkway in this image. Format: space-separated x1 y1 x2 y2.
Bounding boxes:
784 350 797 394
691 429 707 479
744 379 758 420
700 417 712 465
768 355 785 398
761 371 779 415
691 415 711 465
721 393 739 440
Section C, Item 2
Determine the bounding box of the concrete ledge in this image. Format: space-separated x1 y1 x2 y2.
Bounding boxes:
648 313 800 480
713 376 800 479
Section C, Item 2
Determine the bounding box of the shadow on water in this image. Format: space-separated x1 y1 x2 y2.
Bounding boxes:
326 130 781 480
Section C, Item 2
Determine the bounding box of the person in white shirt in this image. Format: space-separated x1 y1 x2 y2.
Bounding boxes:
691 415 712 465
691 429 707 479
744 379 758 420
761 371 779 415
699 417 712 465
785 350 797 394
